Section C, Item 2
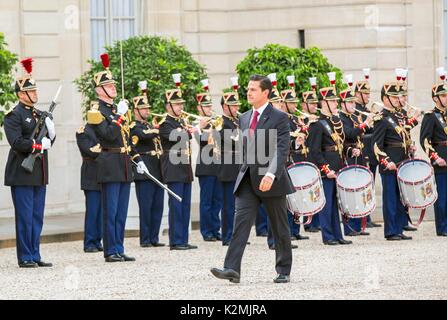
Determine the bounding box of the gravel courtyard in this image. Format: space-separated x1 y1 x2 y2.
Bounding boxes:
1 221 446 300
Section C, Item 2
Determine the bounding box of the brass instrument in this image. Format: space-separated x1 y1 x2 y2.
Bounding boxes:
296 109 319 122
151 112 167 127
404 102 425 116
181 111 224 131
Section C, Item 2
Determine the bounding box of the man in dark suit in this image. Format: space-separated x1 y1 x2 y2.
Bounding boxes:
211 75 294 284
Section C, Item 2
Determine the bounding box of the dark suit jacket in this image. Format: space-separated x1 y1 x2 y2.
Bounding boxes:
233 104 294 198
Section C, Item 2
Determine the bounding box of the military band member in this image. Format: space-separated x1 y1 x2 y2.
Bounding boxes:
195 86 223 242
339 88 373 236
130 81 165 247
420 82 447 237
4 58 56 268
301 89 321 232
355 71 382 228
373 82 416 241
218 91 242 245
280 78 310 241
88 54 146 262
76 102 103 253
159 75 198 250
307 87 352 245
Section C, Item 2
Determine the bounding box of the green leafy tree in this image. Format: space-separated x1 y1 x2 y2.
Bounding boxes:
0 32 18 138
74 36 208 116
236 44 346 111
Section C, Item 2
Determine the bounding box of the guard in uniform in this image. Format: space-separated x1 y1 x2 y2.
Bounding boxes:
76 102 103 253
354 71 382 228
307 86 352 245
280 77 309 241
195 85 223 242
4 58 56 268
339 88 372 236
218 91 242 245
420 82 447 236
373 82 416 241
88 54 146 262
130 81 165 247
159 74 198 250
301 89 321 232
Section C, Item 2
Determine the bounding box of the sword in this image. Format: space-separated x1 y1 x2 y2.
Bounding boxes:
131 160 182 203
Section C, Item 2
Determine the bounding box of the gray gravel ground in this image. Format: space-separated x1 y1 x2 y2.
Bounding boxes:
0 221 446 300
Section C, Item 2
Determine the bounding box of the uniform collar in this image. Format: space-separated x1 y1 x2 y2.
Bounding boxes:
99 99 114 108
19 101 34 110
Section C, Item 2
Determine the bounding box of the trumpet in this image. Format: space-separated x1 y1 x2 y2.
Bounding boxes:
296 109 319 120
181 111 224 131
404 102 425 116
354 108 374 117
370 101 384 114
150 112 167 127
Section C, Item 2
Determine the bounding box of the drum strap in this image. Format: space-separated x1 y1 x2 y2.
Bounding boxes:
321 120 343 158
385 116 409 153
406 208 427 228
434 112 447 136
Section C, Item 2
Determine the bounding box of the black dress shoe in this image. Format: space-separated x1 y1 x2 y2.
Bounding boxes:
345 232 360 237
257 232 268 237
273 274 290 283
222 242 229 246
386 235 401 241
292 234 309 240
119 254 136 261
186 244 198 249
19 261 37 268
141 243 153 248
151 242 165 247
97 246 104 252
105 254 124 262
367 222 382 228
204 236 217 242
403 226 417 232
306 227 320 233
170 245 189 250
291 244 298 249
269 245 275 250
437 233 447 237
338 239 353 245
399 234 412 240
214 235 222 241
36 261 53 267
359 231 370 236
84 247 99 253
323 240 339 245
210 267 240 283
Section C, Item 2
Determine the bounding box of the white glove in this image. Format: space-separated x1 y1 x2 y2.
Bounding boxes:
136 161 149 175
45 117 56 141
117 100 129 116
41 137 52 151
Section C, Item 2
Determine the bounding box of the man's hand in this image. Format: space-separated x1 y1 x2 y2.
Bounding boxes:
259 175 274 192
45 117 56 141
327 170 337 179
41 137 52 151
351 148 361 157
409 144 417 155
117 100 129 116
386 162 397 171
199 118 210 130
136 161 149 175
436 157 447 167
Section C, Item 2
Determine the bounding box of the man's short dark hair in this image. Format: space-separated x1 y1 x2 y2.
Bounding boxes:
249 74 272 95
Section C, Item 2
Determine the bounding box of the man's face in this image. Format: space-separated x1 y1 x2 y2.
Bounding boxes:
307 102 318 114
271 101 282 110
167 102 184 115
327 100 339 114
383 95 400 108
137 107 150 119
344 101 356 114
284 102 297 114
399 95 408 107
198 105 212 117
19 89 38 105
229 105 240 116
435 93 447 108
247 80 269 106
96 83 117 100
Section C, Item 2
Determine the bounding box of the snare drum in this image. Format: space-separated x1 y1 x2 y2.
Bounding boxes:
336 165 375 218
397 159 437 209
286 162 326 219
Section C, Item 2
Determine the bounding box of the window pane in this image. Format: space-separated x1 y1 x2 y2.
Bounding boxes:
112 0 134 17
90 0 105 17
91 20 107 58
112 19 135 41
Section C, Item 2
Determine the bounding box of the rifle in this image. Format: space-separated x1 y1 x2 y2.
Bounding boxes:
22 85 62 173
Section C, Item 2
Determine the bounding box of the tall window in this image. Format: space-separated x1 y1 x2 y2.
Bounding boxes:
90 0 141 59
